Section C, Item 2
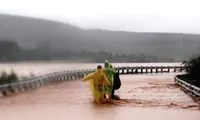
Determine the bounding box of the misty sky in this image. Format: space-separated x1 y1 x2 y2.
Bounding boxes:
0 0 200 33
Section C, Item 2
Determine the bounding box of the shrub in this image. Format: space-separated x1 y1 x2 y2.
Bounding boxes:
182 55 200 79
181 55 200 87
0 70 19 85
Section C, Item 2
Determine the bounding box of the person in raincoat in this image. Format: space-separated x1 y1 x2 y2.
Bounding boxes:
82 65 111 103
102 60 116 99
110 65 121 99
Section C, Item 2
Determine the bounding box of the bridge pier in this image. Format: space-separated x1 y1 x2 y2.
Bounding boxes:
121 69 123 74
56 77 59 82
167 67 170 73
127 68 130 74
140 68 142 74
156 68 158 73
145 68 148 73
131 68 134 74
174 67 177 72
67 75 70 80
68 75 72 80
135 69 138 74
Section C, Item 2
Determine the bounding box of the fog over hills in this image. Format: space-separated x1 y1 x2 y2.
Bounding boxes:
0 14 200 62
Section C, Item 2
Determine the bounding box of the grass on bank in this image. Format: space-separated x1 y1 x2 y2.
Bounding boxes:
0 70 19 85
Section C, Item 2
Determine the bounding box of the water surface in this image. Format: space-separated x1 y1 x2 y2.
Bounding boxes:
0 62 199 120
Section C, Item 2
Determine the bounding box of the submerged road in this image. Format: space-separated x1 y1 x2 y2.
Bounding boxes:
0 74 199 120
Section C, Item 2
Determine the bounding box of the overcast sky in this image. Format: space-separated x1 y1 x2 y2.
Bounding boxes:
0 0 200 33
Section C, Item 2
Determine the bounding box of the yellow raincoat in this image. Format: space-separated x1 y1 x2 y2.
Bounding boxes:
82 69 111 103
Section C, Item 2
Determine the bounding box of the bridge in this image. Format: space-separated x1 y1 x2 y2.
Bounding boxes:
0 65 199 120
0 65 197 97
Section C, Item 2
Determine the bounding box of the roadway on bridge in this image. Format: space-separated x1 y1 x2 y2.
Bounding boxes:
0 74 199 120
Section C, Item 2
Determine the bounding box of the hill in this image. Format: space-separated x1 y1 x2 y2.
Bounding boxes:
0 14 200 62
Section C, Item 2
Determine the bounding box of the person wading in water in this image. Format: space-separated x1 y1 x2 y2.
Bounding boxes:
111 68 121 100
102 60 116 99
82 65 111 104
108 64 121 100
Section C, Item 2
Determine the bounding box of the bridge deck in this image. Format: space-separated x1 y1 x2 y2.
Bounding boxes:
0 75 199 120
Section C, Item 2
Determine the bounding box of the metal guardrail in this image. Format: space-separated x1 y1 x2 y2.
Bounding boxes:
0 65 184 97
174 76 200 97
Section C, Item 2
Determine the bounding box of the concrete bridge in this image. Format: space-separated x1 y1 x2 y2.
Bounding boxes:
0 65 198 97
116 66 184 74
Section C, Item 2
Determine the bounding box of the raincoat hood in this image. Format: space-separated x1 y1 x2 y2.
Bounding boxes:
104 60 110 68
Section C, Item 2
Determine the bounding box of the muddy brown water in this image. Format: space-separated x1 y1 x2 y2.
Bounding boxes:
0 62 200 120
0 62 182 76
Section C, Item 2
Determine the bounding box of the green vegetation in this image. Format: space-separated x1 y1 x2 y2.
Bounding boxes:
182 55 200 79
177 75 200 87
0 70 19 85
0 40 182 62
0 14 200 62
178 55 200 87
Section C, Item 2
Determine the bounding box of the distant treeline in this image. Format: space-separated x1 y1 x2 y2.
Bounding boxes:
1 14 200 62
0 40 177 62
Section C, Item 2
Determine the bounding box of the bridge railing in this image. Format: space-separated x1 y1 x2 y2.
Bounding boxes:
174 76 200 97
0 65 184 97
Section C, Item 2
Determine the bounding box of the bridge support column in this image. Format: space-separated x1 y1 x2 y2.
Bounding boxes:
140 68 143 74
167 68 170 73
127 69 130 74
135 69 138 74
122 69 125 74
131 69 134 74
174 67 176 72
156 68 158 73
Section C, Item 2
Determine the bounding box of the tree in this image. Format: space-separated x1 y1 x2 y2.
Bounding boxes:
0 40 21 61
182 55 200 79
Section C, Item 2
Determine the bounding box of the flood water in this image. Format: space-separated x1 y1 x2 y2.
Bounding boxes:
0 62 182 76
0 62 199 120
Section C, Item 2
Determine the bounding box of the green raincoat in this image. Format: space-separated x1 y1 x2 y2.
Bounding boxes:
102 60 116 94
